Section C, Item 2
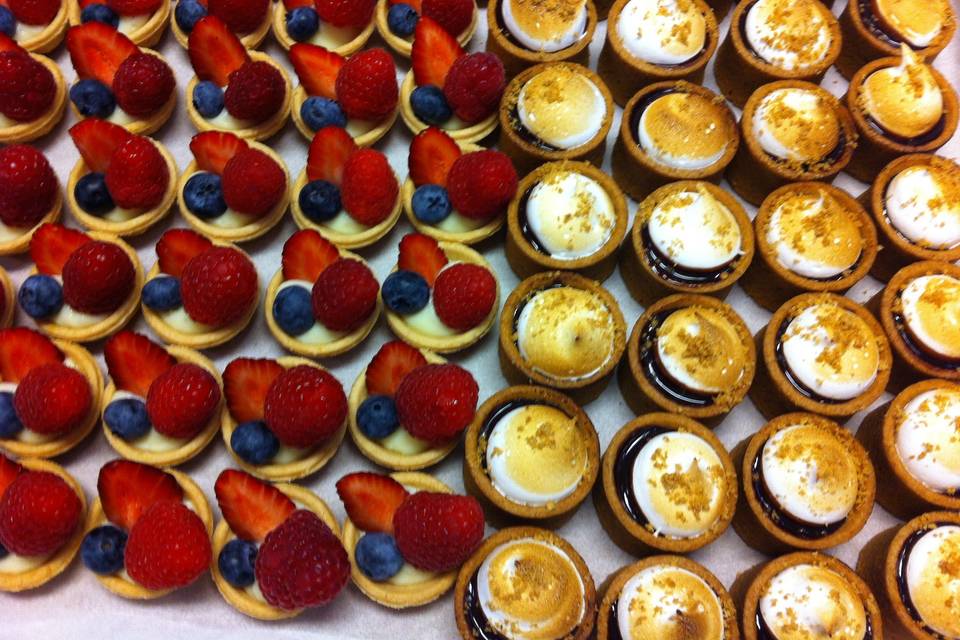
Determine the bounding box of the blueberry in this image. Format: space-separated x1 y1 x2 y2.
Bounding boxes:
80 525 127 575
174 0 206 32
69 79 116 118
387 3 418 37
80 3 119 26
183 172 227 219
285 7 319 41
300 96 347 132
357 395 400 439
231 420 280 465
192 80 224 119
410 85 452 125
411 184 452 224
298 179 342 223
355 532 404 581
0 543 7 559
103 398 150 441
142 276 182 312
74 172 114 215
218 539 257 588
272 285 314 336
0 7 15 37
18 274 63 320
381 270 429 315
0 392 22 439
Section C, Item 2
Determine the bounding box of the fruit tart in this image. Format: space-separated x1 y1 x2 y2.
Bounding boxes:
0 328 102 459
0 34 66 144
171 0 271 47
141 229 259 349
80 460 212 599
66 119 176 237
291 126 400 248
186 16 291 141
221 356 348 481
0 265 13 327
212 469 349 619
179 131 290 243
336 471 485 608
65 23 175 135
67 0 170 46
403 127 518 244
101 331 223 467
274 0 375 51
376 0 477 57
402 17 505 142
0 144 61 256
348 340 479 470
266 230 381 358
0 0 68 52
0 453 86 592
20 223 142 343
288 44 398 144
383 233 499 353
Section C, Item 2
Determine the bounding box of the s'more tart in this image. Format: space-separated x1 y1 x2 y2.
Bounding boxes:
67 0 170 46
0 145 61 256
0 35 66 144
376 0 476 57
275 0 375 51
171 0 272 48
1 0 68 53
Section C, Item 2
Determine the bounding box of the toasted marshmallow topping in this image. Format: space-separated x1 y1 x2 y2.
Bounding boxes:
477 538 585 640
765 188 863 279
896 388 960 492
630 431 726 538
637 92 734 170
904 525 960 638
759 564 868 640
752 88 841 163
516 286 615 380
873 0 949 47
616 0 707 65
655 306 749 394
485 403 589 506
885 163 960 249
517 67 605 150
781 303 880 401
900 274 960 360
525 170 616 260
616 565 724 640
502 0 588 53
647 187 742 270
861 44 943 139
744 0 833 70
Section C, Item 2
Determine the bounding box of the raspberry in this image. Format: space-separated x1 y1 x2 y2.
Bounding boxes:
0 145 57 228
442 52 505 124
224 61 285 123
180 246 257 327
446 150 517 219
61 240 135 314
422 0 473 36
311 258 379 332
0 471 82 557
432 263 496 331
340 149 398 226
146 363 222 440
263 365 347 448
334 48 398 121
254 510 350 610
394 363 478 443
8 0 60 25
392 492 483 572
108 0 162 16
124 501 212 591
221 147 286 217
208 0 270 33
105 136 169 210
315 0 375 27
0 51 56 122
112 53 175 118
13 363 92 437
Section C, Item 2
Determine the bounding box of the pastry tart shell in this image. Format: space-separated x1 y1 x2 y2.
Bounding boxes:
67 0 171 46
273 3 374 51
15 2 68 53
0 266 15 328
290 85 397 144
399 71 498 144
0 189 62 256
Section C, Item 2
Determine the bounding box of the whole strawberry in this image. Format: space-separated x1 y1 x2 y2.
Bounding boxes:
316 0 375 27
311 258 379 332
105 136 169 210
335 48 398 122
433 263 496 330
341 149 398 226
224 61 285 123
208 0 269 33
221 147 286 217
0 145 57 228
0 51 56 122
264 365 347 448
255 509 350 610
13 363 92 436
446 150 517 219
180 247 257 327
392 492 483 572
395 363 478 443
442 52 505 124
112 53 175 118
124 501 212 590
146 363 221 440
61 240 136 314
0 471 82 556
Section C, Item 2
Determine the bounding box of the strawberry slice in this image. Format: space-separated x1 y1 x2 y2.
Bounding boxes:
66 22 139 86
214 469 295 542
281 229 340 282
411 17 463 88
68 118 132 174
335 472 408 534
223 358 284 423
289 43 343 100
408 127 461 187
0 328 62 383
98 459 184 531
189 131 248 174
306 126 357 184
0 454 22 498
155 228 213 278
104 331 176 398
365 340 428 397
187 15 250 87
398 233 448 287
0 34 23 53
30 223 91 276
389 0 421 11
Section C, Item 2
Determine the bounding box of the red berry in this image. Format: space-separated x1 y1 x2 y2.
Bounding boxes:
365 340 427 397
208 0 270 34
104 331 176 398
392 492 483 572
180 246 257 327
98 460 184 531
340 149 398 226
221 147 286 217
281 229 340 282
446 150 517 219
411 16 463 88
187 16 250 87
9 0 60 25
215 469 295 542
189 131 248 175
146 363 221 440
223 357 283 423
61 240 135 315
432 263 496 330
105 136 169 209
442 52 505 124
408 127 460 188
0 51 55 122
112 52 175 118
66 22 139 87
0 471 82 556
224 60 285 123
0 327 62 383
394 363 478 443
264 365 347 448
422 0 473 36
68 118 132 173
311 258 379 332
334 48 398 122
305 125 356 184
289 43 343 100
107 0 162 16
0 145 57 228
124 501 212 591
155 228 213 278
0 454 22 498
315 0 375 27
13 363 91 436
397 232 447 287
335 472 408 534
30 223 90 276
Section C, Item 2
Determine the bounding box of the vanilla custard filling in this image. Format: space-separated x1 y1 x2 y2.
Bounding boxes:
400 262 469 338
525 170 615 260
744 0 832 70
189 172 259 229
759 564 867 640
637 92 732 171
205 109 256 131
873 0 949 48
110 389 186 452
0 549 51 573
647 187 742 270
861 45 943 140
885 164 960 249
502 0 588 53
752 88 841 163
655 307 748 394
14 23 46 40
117 13 150 34
516 67 605 150
904 525 960 638
896 388 960 492
0 218 33 241
44 276 109 328
616 0 706 65
310 22 364 48
277 280 348 344
616 565 724 640
900 274 960 360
